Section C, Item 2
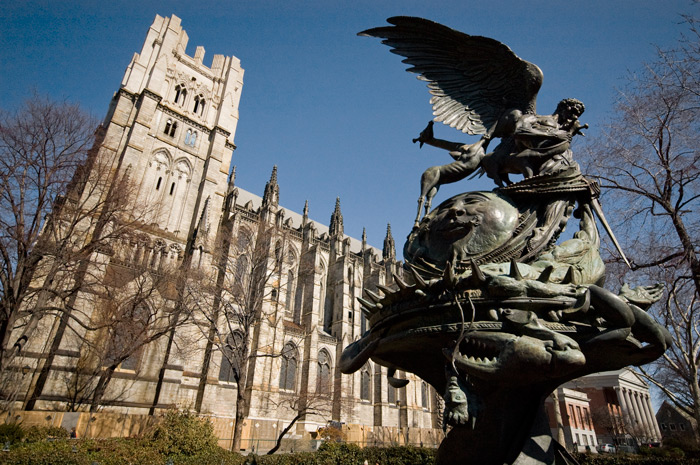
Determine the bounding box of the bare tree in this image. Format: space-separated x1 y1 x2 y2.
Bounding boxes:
266 390 336 455
186 218 296 451
580 16 700 440
0 95 156 410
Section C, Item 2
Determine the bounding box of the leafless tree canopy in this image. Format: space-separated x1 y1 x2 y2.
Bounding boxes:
580 16 700 439
0 95 161 410
186 219 299 451
0 95 97 371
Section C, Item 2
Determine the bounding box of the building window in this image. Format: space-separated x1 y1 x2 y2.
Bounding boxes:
174 84 187 106
279 342 297 391
670 423 677 431
679 423 686 431
193 94 206 116
219 331 243 383
285 270 295 313
184 129 197 147
421 381 428 408
156 177 162 190
108 304 149 371
360 367 371 401
318 350 331 394
169 182 175 195
661 423 667 431
388 385 396 405
164 119 178 137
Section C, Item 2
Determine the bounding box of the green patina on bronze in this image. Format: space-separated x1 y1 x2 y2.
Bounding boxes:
341 17 671 465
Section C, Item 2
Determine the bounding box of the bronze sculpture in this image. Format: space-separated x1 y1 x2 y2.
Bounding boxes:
340 17 671 465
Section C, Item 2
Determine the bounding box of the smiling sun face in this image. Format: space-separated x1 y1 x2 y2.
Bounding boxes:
406 192 519 268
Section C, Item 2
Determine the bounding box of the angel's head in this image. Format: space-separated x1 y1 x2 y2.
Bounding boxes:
555 98 585 129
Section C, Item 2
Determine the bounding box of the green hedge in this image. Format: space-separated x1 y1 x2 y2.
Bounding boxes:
575 452 700 465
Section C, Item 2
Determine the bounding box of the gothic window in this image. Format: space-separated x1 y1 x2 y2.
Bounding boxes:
234 255 250 286
174 84 187 106
156 177 162 190
219 331 244 383
193 94 206 116
388 384 396 404
236 229 252 253
164 119 178 137
318 349 332 395
279 342 298 391
421 382 428 408
169 182 175 195
274 241 283 261
285 270 295 313
184 129 197 147
360 366 371 401
108 304 150 371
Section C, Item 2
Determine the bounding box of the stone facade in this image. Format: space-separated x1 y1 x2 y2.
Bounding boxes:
12 14 440 449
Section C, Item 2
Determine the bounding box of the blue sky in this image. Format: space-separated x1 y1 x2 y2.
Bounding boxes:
1 0 697 255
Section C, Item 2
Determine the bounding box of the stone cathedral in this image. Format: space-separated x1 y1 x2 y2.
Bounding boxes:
15 14 441 448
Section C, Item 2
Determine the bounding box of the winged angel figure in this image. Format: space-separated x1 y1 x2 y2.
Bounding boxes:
360 17 588 228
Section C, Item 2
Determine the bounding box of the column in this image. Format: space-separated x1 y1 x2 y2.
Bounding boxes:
622 388 635 426
614 386 629 419
643 394 662 440
632 391 653 439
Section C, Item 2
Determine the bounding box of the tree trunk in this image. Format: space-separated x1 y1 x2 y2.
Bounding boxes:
90 365 116 412
267 413 303 455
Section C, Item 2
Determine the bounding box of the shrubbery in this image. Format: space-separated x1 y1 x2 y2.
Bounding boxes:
1 414 698 465
0 423 24 444
145 409 220 457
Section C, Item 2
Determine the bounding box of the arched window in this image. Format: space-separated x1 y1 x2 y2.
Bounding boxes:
164 119 173 135
317 349 332 395
193 94 206 116
169 182 175 195
155 177 162 190
234 255 250 286
219 331 244 383
285 270 295 313
109 304 150 371
168 121 178 137
388 385 396 404
421 381 428 408
174 84 187 106
184 129 197 147
361 366 371 401
279 342 298 391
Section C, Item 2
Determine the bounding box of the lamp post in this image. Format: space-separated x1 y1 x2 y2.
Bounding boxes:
396 400 401 445
255 423 260 453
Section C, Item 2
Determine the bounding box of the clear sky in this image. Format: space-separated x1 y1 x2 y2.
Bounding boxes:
1 0 697 255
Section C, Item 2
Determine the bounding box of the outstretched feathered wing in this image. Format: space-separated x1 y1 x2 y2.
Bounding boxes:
360 16 543 135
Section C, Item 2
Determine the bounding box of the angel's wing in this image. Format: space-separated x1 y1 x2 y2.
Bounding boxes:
360 16 543 135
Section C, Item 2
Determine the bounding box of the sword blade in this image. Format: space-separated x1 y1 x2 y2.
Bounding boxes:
590 198 631 268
